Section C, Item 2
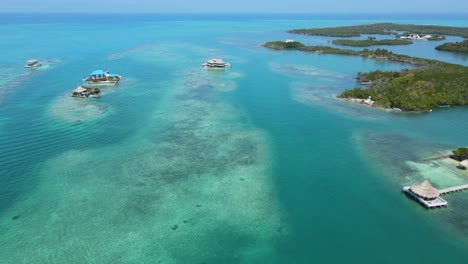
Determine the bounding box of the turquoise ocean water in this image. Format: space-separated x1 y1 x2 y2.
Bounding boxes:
1 13 468 263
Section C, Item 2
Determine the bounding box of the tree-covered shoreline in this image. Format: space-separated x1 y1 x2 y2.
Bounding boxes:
436 40 468 53
331 38 412 47
262 41 468 112
262 41 444 67
451 147 468 161
289 23 468 38
261 41 305 49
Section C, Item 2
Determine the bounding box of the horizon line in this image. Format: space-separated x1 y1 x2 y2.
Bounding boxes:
1 11 468 14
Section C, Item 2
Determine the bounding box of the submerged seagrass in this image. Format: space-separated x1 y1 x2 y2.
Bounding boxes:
1 14 468 264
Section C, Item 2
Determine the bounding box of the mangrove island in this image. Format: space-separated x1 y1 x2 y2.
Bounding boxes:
331 38 412 47
289 23 468 38
436 40 468 53
263 40 468 112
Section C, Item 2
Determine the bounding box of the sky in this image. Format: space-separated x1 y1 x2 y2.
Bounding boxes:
2 0 468 13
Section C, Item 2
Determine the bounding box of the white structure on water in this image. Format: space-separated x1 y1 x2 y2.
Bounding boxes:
403 179 468 209
400 34 433 40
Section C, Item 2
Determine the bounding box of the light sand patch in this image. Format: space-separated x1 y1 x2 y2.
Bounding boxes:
0 53 287 263
293 85 422 122
270 62 348 80
352 131 428 183
354 130 468 189
291 82 387 121
291 82 337 104
50 94 110 122
405 157 468 189
225 71 245 79
181 68 239 93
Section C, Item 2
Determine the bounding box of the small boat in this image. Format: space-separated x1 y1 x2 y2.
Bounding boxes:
70 86 100 98
24 59 42 68
202 58 231 68
83 69 121 84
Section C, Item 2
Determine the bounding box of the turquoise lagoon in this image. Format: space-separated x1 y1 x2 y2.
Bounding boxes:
0 13 468 263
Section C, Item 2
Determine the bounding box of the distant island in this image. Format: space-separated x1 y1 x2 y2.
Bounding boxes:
264 40 305 49
262 41 440 66
289 23 468 38
331 38 412 47
436 40 468 53
262 40 468 112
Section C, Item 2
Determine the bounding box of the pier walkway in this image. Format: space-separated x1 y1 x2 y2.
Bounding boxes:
403 183 468 209
439 184 468 195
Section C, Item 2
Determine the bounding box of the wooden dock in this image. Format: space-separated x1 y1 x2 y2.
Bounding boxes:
439 184 468 195
402 187 448 209
403 183 468 209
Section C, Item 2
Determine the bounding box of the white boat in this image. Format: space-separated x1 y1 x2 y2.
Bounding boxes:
83 69 121 84
24 59 42 68
202 58 231 68
399 33 432 40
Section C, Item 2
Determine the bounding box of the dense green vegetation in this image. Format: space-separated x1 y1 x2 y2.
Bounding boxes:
260 41 305 49
289 23 468 38
337 58 468 111
264 41 441 66
436 40 468 53
263 41 468 112
451 147 468 161
331 39 412 47
338 65 468 111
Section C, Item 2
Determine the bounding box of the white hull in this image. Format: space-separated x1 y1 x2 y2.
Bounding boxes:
202 63 231 68
85 81 120 85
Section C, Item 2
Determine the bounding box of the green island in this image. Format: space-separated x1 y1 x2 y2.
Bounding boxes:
451 147 468 161
262 41 306 49
263 40 468 112
331 38 412 47
289 23 468 38
263 41 439 66
436 40 468 53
